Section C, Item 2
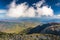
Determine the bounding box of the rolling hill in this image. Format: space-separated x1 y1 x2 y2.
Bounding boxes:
28 23 60 35
0 21 41 34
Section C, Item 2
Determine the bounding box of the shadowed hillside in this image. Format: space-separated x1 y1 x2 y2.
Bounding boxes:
28 23 60 35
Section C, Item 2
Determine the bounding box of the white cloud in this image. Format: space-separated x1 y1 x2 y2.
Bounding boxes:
6 0 54 18
56 3 60 6
7 2 28 18
0 10 7 13
34 1 54 17
41 6 54 16
25 7 36 17
33 0 45 7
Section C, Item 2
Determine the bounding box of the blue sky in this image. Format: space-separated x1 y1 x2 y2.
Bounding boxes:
0 0 60 13
0 0 60 23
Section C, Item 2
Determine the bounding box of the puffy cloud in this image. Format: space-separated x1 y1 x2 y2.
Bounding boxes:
41 6 54 16
6 0 54 18
6 0 36 18
35 6 54 17
7 1 28 18
25 7 36 17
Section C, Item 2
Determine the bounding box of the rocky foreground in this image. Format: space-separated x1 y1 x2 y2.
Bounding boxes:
0 32 60 40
